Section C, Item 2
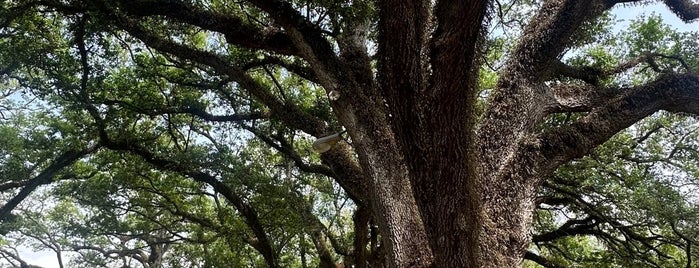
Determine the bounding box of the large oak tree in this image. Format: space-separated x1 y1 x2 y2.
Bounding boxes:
1 0 699 267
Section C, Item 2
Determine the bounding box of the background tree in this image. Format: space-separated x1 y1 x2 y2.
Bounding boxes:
0 0 699 267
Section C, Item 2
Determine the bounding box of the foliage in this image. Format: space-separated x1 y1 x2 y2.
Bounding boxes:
0 0 697 267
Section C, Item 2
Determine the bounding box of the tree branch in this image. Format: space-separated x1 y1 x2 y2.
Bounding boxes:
241 57 318 84
478 0 612 177
547 83 625 113
245 0 339 68
538 180 683 263
430 0 488 110
94 16 374 208
287 189 337 268
0 144 100 222
0 248 45 268
72 245 148 264
108 14 329 136
538 73 699 172
507 0 609 78
243 126 335 178
524 251 565 268
109 0 298 56
99 134 281 268
662 0 699 22
533 216 601 243
376 0 429 146
101 99 269 122
550 53 693 85
550 61 605 85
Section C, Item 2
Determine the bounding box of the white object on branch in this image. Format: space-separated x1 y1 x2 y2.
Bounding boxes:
312 130 346 153
328 90 341 101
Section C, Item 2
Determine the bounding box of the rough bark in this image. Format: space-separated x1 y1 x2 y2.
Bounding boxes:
11 0 699 267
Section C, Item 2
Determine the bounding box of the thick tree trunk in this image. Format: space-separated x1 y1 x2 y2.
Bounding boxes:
15 0 699 267
329 86 434 267
476 159 540 267
351 126 434 267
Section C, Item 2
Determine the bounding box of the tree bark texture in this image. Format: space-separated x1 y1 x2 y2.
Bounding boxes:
22 0 699 267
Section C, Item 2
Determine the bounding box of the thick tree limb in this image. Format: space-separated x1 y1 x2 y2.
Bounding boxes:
317 143 368 205
546 52 694 113
109 15 329 137
508 0 609 78
0 144 99 222
662 0 699 22
376 0 429 146
245 0 341 87
550 61 605 85
98 10 373 207
75 5 391 265
473 2 621 266
547 83 625 113
538 73 699 171
478 0 611 174
468 0 615 254
430 0 488 109
109 0 298 56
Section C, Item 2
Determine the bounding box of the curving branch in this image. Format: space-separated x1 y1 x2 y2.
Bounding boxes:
72 245 148 265
670 222 696 268
532 216 602 243
287 188 338 268
243 126 335 178
0 144 100 222
505 0 610 78
478 0 613 177
538 73 699 172
98 133 281 268
108 14 329 137
101 99 270 123
550 53 694 85
241 125 369 206
524 251 565 268
96 15 375 206
534 179 687 265
244 0 339 69
662 0 699 22
544 52 695 114
547 83 625 113
241 57 318 84
107 0 298 56
0 248 45 268
54 14 371 220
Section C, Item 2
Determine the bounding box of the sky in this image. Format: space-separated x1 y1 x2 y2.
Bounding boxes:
612 2 699 32
8 2 699 268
